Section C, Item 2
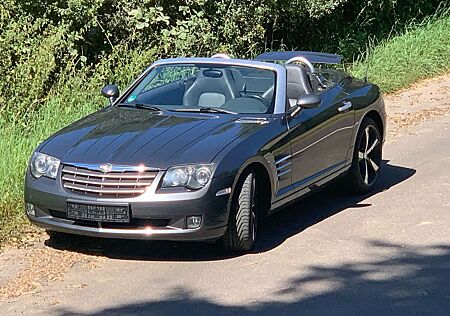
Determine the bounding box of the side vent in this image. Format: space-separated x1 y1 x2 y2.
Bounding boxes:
275 155 292 179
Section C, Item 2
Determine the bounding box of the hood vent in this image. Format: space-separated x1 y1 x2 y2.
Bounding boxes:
235 117 269 124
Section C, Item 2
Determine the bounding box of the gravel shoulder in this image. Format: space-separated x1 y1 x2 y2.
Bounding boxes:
385 73 450 139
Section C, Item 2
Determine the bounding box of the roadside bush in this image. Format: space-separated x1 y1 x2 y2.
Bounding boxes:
1 0 447 120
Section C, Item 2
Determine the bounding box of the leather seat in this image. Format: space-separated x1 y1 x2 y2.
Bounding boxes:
286 65 313 107
183 70 238 107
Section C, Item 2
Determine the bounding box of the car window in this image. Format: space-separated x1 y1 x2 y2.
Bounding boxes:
312 68 349 92
123 63 277 114
143 66 200 92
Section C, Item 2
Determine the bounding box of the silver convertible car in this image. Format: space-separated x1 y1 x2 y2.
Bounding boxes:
25 52 386 252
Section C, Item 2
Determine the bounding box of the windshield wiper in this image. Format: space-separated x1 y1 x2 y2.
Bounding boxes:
173 107 236 115
134 103 163 111
117 103 163 111
200 107 237 114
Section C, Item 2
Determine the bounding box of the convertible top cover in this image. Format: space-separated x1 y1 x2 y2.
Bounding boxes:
255 51 342 64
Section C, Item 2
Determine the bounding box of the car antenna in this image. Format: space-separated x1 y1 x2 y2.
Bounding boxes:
364 59 370 83
363 38 372 83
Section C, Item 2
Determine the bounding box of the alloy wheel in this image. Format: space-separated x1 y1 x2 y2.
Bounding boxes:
358 125 382 186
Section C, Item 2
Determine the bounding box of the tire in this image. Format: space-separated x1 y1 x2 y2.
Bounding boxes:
222 171 258 252
346 117 383 194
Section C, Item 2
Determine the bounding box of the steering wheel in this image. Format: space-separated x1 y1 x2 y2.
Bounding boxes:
285 56 315 73
242 94 271 107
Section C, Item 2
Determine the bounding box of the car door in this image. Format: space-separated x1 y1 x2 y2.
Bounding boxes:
288 82 355 190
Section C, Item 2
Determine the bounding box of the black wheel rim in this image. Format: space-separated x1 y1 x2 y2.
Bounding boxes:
250 173 257 242
358 125 382 187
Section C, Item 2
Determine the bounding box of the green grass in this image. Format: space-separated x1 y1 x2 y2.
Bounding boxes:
350 12 450 92
1 13 450 246
0 91 102 245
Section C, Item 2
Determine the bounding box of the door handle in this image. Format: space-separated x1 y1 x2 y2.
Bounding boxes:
338 101 352 112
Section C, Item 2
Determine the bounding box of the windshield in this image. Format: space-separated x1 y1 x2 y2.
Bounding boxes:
123 63 276 114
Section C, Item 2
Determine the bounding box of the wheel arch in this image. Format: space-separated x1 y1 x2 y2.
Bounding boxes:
364 110 385 142
228 157 273 218
347 107 386 165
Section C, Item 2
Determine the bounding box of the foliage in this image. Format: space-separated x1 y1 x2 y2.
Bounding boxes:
351 10 450 92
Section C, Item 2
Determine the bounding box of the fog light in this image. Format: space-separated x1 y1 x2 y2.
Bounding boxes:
26 203 35 216
187 216 202 229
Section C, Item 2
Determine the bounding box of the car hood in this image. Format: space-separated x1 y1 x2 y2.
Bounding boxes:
40 107 263 169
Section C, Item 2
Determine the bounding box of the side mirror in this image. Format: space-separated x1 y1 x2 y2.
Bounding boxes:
297 94 321 109
101 84 120 105
290 94 322 117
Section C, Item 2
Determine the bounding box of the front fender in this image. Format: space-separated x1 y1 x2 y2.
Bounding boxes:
213 145 275 210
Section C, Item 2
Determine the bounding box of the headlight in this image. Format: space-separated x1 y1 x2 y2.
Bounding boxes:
30 152 60 179
162 164 214 190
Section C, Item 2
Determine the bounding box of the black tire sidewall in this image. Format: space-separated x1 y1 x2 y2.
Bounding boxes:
222 170 257 251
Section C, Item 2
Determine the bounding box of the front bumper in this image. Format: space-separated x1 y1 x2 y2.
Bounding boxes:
25 170 234 241
28 214 227 241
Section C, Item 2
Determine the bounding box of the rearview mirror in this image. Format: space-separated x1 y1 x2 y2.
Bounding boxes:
101 84 120 105
290 94 322 117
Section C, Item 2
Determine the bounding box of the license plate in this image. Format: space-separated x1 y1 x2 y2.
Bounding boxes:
67 203 130 223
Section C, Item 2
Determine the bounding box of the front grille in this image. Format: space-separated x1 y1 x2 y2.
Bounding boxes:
62 165 158 198
50 209 66 219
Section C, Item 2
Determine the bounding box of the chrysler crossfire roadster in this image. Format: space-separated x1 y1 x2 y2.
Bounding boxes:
25 51 386 251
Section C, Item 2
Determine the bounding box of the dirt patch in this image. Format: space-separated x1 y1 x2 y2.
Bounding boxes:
0 226 45 251
0 244 102 300
385 73 450 138
388 106 450 136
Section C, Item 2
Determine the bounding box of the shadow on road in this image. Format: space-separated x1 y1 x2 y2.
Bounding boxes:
58 241 450 316
45 161 416 261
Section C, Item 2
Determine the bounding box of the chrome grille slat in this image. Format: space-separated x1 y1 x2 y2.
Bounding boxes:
62 175 152 186
62 166 156 179
61 165 157 198
64 183 146 195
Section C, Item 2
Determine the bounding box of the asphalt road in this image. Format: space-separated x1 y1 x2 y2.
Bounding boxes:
2 113 450 315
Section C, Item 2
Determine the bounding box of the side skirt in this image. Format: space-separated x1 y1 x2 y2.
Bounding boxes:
269 164 351 213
